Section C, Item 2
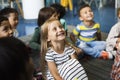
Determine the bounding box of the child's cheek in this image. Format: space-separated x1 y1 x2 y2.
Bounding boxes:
118 43 120 51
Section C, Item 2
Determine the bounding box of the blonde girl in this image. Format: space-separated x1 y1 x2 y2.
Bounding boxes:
40 18 88 80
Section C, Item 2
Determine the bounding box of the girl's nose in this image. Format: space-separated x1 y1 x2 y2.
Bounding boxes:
57 27 62 31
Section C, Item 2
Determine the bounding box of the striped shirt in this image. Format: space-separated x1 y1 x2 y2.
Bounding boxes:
73 22 100 42
45 46 75 80
45 46 88 80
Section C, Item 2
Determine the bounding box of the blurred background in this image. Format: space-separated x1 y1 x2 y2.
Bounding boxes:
0 0 117 37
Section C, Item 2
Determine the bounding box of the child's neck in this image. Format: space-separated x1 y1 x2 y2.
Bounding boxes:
83 21 94 27
52 41 65 54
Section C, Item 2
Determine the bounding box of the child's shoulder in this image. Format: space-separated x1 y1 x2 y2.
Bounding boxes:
93 23 100 27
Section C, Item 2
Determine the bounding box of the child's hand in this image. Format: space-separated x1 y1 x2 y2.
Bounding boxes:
73 46 83 55
55 76 63 80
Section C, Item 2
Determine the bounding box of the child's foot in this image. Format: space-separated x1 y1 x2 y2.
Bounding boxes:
100 51 109 59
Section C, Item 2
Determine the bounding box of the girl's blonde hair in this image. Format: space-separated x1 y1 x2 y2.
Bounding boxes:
40 18 60 78
40 18 78 78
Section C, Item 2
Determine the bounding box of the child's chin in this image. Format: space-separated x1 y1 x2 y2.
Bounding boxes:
59 36 66 40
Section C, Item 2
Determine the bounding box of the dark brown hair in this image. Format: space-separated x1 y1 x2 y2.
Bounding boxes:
0 7 18 18
37 7 56 27
78 4 91 17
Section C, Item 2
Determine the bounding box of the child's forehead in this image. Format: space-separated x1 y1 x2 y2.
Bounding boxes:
50 20 60 25
80 7 91 11
9 13 18 17
48 20 61 27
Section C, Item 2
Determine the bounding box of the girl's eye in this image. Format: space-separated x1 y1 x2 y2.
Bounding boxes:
53 27 57 31
3 26 9 32
59 25 63 28
89 10 92 12
85 12 87 14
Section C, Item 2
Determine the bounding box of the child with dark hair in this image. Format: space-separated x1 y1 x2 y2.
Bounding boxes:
50 3 67 34
0 7 19 37
0 16 13 38
0 37 34 80
70 4 112 59
29 7 57 76
29 7 56 52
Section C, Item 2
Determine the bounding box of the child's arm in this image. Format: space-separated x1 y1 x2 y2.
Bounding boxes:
29 27 40 50
70 53 78 59
70 32 76 44
47 61 63 80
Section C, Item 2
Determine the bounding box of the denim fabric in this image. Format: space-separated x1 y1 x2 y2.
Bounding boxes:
76 39 106 58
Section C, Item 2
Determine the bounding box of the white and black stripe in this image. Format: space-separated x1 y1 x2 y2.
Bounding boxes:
58 59 88 80
45 46 88 80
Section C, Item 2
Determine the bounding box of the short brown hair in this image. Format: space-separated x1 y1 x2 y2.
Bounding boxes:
78 4 91 17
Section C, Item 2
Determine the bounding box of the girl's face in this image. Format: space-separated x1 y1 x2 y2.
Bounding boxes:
116 38 120 51
8 13 19 29
0 20 13 38
47 20 66 42
79 7 94 21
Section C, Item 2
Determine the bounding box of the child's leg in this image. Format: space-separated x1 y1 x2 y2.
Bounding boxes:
86 41 113 59
76 40 102 58
86 41 106 51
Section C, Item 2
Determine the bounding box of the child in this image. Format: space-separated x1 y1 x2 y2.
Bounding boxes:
0 37 34 80
0 7 19 37
0 16 13 38
50 3 67 34
50 3 82 55
28 7 57 77
40 18 88 80
70 4 112 59
106 7 120 59
29 7 56 52
111 36 120 80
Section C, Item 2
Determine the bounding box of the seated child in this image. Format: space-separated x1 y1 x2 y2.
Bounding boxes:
0 16 13 38
70 4 112 59
40 18 88 80
50 3 83 55
111 36 120 80
0 7 19 37
29 7 57 77
0 37 34 80
106 7 120 59
29 7 56 52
